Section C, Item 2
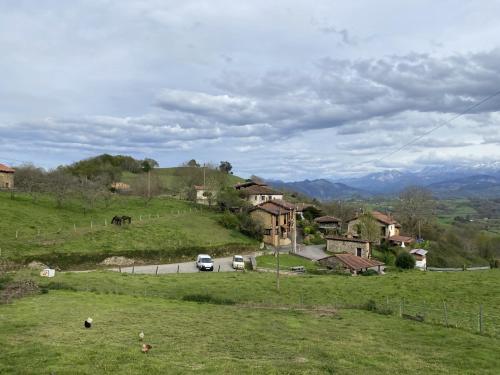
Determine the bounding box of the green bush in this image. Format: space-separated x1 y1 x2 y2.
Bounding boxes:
182 294 235 305
361 269 379 276
217 212 240 230
395 252 416 270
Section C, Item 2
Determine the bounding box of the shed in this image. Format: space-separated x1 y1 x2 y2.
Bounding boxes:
318 253 385 275
409 248 428 270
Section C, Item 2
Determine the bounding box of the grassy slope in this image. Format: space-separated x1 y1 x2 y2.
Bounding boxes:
121 167 244 191
0 192 256 265
2 270 500 373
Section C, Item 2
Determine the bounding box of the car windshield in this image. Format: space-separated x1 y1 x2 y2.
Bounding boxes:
201 258 212 263
234 257 243 262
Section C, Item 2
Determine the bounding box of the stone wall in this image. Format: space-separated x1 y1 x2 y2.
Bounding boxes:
0 172 14 189
326 238 370 258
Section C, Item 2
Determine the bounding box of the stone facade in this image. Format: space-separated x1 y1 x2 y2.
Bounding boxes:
0 171 14 189
325 237 370 258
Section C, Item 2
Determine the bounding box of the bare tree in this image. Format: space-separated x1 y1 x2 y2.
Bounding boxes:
395 186 436 237
357 212 380 244
13 164 46 202
46 168 77 208
132 171 162 205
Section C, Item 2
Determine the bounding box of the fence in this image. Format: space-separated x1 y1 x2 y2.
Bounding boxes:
427 266 491 272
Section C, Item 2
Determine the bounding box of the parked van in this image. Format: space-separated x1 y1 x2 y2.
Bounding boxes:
196 254 214 271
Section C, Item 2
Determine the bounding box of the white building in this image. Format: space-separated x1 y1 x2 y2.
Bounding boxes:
235 181 283 206
410 249 428 270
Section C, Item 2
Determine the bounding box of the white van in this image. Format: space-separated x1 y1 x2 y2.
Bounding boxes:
196 254 214 271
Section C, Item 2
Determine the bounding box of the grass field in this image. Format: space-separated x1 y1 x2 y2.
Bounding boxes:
0 192 256 267
256 254 320 272
1 270 500 373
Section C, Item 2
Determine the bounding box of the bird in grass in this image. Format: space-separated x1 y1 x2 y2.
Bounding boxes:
139 331 144 341
141 344 152 353
84 318 93 329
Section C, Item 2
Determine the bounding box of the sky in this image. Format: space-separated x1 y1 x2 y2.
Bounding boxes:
1 0 500 180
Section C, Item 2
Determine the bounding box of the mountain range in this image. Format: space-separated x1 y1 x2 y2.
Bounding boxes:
267 164 500 200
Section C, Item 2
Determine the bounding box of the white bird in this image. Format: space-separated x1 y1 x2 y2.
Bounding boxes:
139 331 144 341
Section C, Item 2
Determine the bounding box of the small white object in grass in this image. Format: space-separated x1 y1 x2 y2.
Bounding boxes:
139 331 144 340
40 269 55 278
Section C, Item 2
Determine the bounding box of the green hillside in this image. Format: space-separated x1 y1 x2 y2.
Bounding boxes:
1 270 499 373
0 192 256 268
121 167 245 194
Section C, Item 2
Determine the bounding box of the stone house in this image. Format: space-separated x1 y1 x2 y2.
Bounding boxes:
314 215 342 234
347 210 401 240
325 235 371 258
0 163 15 189
235 181 283 206
250 200 296 247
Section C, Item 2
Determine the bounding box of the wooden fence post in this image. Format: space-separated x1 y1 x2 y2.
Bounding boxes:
132 265 135 274
155 265 159 276
119 266 121 273
443 301 448 327
479 304 483 334
177 264 180 273
218 264 221 272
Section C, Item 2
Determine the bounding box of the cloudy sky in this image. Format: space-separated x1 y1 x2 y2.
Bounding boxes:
1 0 500 180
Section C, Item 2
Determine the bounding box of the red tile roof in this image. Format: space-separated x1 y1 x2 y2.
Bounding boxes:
269 199 296 211
239 184 283 195
314 215 341 224
319 253 384 270
0 163 15 173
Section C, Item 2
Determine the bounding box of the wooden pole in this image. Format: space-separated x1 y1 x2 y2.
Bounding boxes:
177 264 180 273
479 304 483 334
132 265 135 274
443 301 448 327
155 265 159 276
276 208 281 291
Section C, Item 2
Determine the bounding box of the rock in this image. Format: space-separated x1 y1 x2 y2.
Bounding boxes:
100 256 137 266
27 261 48 270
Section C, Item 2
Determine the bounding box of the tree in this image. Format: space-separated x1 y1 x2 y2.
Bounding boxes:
395 186 436 237
302 206 323 221
216 187 247 211
357 212 380 244
46 168 77 208
13 163 46 202
186 159 200 168
132 171 162 205
395 252 416 269
219 161 232 174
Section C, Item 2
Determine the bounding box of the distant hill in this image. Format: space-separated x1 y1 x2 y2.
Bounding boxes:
268 179 372 200
427 175 500 198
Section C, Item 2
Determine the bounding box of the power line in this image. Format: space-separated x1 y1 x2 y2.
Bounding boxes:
356 89 500 167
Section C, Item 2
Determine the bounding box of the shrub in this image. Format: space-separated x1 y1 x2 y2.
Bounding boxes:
182 294 235 305
395 252 416 269
217 212 240 230
361 269 378 276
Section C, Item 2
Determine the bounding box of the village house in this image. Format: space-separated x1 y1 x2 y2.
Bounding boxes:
347 210 402 241
388 235 415 248
314 215 342 234
318 253 385 275
0 163 15 189
410 248 428 270
325 235 371 258
194 185 216 205
250 199 296 247
235 181 283 206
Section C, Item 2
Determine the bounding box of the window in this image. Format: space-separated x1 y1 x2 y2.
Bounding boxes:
275 216 279 226
264 229 272 235
261 195 266 201
356 248 362 257
284 215 287 224
254 196 257 201
5 182 9 188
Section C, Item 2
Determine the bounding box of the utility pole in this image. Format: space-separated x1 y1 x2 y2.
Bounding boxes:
203 164 206 187
148 169 151 200
276 208 281 291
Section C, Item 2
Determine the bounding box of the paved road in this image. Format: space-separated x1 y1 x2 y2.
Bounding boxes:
296 245 328 260
112 255 251 274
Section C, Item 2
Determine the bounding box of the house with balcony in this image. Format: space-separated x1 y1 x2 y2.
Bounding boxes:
250 199 296 247
235 180 283 206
